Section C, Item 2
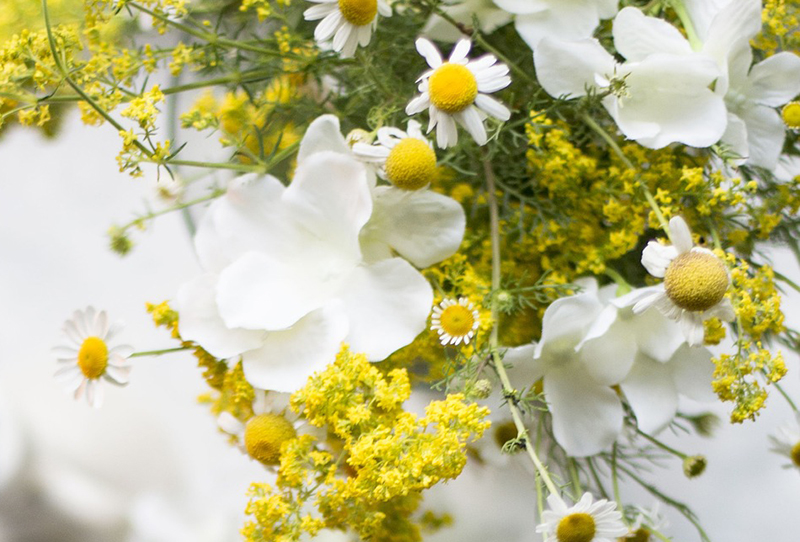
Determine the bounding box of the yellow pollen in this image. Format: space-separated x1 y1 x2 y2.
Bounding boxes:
337 0 377 26
791 441 800 467
440 304 475 337
428 63 478 114
77 337 109 379
664 251 729 312
244 413 297 465
557 512 596 542
384 138 437 190
782 102 800 129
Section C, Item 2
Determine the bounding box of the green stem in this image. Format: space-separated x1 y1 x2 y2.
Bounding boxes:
118 190 224 232
140 159 267 172
772 380 798 412
636 429 689 460
611 443 624 513
670 0 702 50
773 270 800 295
568 459 583 499
130 346 189 358
585 458 610 500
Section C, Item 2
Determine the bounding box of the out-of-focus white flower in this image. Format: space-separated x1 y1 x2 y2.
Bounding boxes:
303 0 391 58
431 297 480 345
177 148 433 393
536 492 628 542
630 216 735 347
303 115 466 268
52 307 133 408
768 411 800 470
495 0 618 49
423 0 512 43
406 38 511 148
218 390 324 466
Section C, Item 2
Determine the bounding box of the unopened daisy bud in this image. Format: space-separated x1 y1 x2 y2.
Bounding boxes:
244 413 297 465
682 455 707 478
493 289 515 313
686 412 720 437
471 378 493 399
783 102 800 130
620 528 652 542
108 226 133 256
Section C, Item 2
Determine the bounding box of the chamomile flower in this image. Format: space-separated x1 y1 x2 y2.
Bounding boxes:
406 38 511 148
631 216 735 347
352 120 437 191
431 297 480 345
218 390 325 466
537 492 628 542
303 0 391 58
768 411 800 471
52 307 133 408
784 102 800 130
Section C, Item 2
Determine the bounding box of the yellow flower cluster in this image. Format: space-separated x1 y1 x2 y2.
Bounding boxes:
121 84 164 131
240 0 292 21
755 0 800 55
243 347 490 542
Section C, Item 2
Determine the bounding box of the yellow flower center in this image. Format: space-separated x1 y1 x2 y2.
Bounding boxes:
791 441 800 467
493 420 518 449
664 251 729 312
557 512 596 542
620 528 651 542
782 102 800 129
440 304 475 338
337 0 377 26
77 336 109 379
428 63 478 114
384 138 437 190
244 414 297 465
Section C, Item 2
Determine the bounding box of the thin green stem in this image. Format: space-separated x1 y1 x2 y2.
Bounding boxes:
670 0 702 50
636 429 689 460
568 459 583 499
585 458 610 500
772 380 798 412
119 190 224 232
130 346 189 358
773 270 800 294
611 444 624 512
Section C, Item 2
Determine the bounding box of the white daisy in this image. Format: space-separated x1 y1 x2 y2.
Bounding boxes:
406 38 511 148
768 411 800 471
52 307 133 408
352 120 437 191
431 297 480 345
303 0 392 58
537 492 628 542
630 216 735 347
218 390 325 466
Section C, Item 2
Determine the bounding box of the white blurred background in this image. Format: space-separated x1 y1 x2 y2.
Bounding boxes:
0 111 798 541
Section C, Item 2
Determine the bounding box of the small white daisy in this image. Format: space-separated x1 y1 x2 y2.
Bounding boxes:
303 0 391 58
623 503 668 541
768 411 800 471
406 38 511 149
537 492 628 542
431 297 480 345
631 216 735 347
218 390 325 466
52 307 133 408
352 120 437 190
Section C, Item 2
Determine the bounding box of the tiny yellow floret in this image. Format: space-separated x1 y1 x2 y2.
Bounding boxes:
385 138 437 190
782 102 800 129
337 0 377 26
792 441 800 467
664 251 729 312
557 512 596 542
78 337 109 379
244 413 297 465
440 304 475 337
429 63 478 114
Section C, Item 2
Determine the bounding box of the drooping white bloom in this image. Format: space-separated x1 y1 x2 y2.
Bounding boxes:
533 12 727 149
768 411 800 471
52 307 133 408
303 115 466 268
424 0 511 43
631 216 735 347
176 149 433 393
503 280 627 457
431 297 481 345
494 0 618 49
406 38 511 148
536 492 628 542
303 0 391 58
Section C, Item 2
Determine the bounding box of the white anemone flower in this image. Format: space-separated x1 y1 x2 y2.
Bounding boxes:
536 492 628 542
301 115 466 268
406 38 512 148
52 307 133 408
630 216 735 347
494 0 618 49
768 411 800 471
176 151 433 393
503 279 628 457
218 390 324 466
533 12 727 149
303 0 391 58
612 2 800 170
423 0 512 43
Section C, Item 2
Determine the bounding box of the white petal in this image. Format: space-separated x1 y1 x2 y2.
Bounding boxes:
632 288 667 316
738 104 786 171
702 0 762 64
104 364 131 385
87 379 104 409
339 24 361 58
456 106 488 145
669 216 693 253
493 0 549 15
217 412 245 436
641 241 678 277
176 273 266 358
449 39 472 63
545 363 623 457
304 3 337 20
377 0 391 17
536 292 603 359
620 355 678 434
612 7 692 62
314 10 343 42
62 319 84 346
338 259 433 361
514 2 601 49
719 112 750 163
503 344 545 387
416 38 443 69
357 23 372 47
668 344 716 402
579 319 637 386
629 308 684 363
475 94 511 120
364 187 465 268
406 94 431 115
678 311 705 347
435 112 459 148
93 310 109 338
703 297 736 322
747 52 800 107
242 304 349 392
297 115 351 162
533 37 616 99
